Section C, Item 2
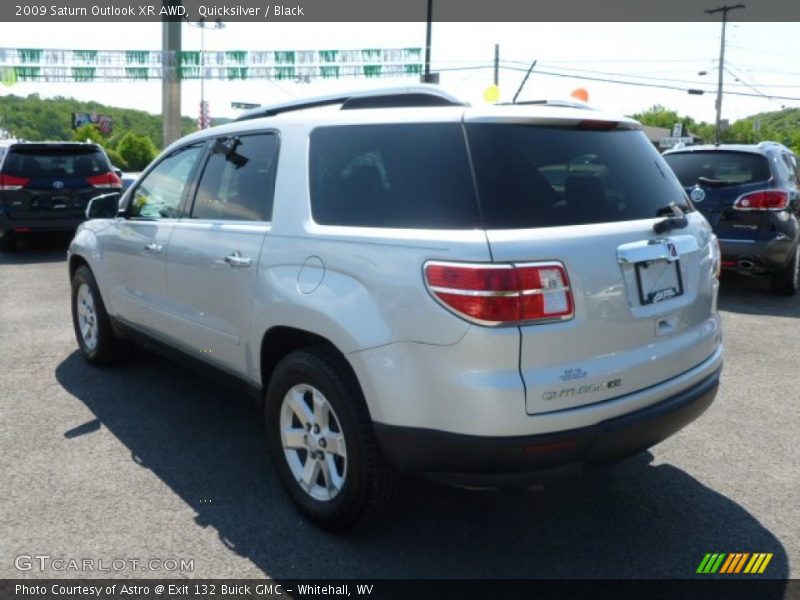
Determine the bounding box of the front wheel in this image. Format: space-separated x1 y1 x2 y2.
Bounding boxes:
265 348 398 531
771 244 799 296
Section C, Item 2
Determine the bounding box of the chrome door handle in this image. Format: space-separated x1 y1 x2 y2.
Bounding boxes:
144 242 163 254
224 251 252 269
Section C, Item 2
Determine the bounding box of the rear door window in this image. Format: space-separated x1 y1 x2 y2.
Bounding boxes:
191 133 279 222
466 125 689 229
663 151 771 187
309 124 481 229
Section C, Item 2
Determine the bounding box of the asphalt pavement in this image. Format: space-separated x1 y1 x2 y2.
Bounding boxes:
0 236 797 581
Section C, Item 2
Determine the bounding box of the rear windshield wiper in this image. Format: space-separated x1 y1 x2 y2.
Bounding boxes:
696 176 738 188
653 202 688 234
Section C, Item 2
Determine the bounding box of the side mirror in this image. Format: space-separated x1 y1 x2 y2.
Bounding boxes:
86 192 121 219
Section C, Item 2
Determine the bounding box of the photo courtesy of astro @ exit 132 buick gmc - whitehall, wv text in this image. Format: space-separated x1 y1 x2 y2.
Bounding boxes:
67 86 724 531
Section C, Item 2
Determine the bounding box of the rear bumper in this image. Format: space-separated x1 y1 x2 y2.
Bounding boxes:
374 367 721 486
719 235 796 274
0 214 84 236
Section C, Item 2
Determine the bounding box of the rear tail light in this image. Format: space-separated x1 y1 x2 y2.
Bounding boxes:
86 172 122 189
0 174 30 191
424 261 574 326
733 190 789 211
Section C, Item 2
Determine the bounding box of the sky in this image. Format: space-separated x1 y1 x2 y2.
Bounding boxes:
1 21 799 128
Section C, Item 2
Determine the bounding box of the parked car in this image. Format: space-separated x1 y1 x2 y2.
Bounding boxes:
0 141 121 251
67 86 723 530
663 142 800 294
120 171 142 193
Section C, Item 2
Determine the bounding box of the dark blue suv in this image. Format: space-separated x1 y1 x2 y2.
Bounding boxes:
663 142 800 295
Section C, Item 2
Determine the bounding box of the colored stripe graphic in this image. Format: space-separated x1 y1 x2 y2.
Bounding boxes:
720 553 749 573
744 553 774 574
697 553 726 574
698 552 773 574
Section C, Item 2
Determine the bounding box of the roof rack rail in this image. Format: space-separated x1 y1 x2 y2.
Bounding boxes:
235 85 467 121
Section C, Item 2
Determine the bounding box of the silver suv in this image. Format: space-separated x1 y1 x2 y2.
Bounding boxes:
68 86 724 530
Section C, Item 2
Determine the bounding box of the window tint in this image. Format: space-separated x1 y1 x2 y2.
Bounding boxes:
3 146 110 178
191 134 278 222
309 124 480 229
663 151 771 186
130 145 203 219
467 125 689 228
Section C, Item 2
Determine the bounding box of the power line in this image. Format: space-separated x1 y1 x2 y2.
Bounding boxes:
500 64 800 102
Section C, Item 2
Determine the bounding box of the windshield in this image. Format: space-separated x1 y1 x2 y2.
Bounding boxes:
466 125 690 229
663 151 771 187
3 146 110 178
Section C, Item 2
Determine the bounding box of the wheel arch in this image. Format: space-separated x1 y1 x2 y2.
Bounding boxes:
259 326 367 414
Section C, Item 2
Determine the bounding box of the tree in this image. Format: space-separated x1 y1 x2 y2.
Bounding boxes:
72 123 105 145
105 147 127 171
116 132 158 171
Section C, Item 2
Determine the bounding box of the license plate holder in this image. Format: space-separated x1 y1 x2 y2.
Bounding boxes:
635 258 683 305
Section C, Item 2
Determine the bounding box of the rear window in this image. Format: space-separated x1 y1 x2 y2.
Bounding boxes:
2 146 110 178
466 125 689 229
663 151 771 187
309 124 481 229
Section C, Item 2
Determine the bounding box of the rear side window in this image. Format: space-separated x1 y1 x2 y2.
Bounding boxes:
309 124 480 229
3 146 109 178
466 125 689 229
664 151 771 186
191 133 279 222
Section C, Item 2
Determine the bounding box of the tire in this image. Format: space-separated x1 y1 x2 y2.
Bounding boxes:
770 244 799 296
70 265 129 366
265 348 398 531
0 234 16 253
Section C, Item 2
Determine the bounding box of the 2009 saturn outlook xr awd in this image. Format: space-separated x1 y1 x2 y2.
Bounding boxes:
67 86 724 530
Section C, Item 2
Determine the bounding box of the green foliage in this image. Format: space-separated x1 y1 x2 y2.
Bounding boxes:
104 147 127 171
116 132 158 171
72 123 105 145
0 93 198 149
630 104 800 152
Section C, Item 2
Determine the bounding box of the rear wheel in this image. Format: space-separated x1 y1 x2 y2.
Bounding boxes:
771 244 799 296
71 265 129 365
265 348 398 531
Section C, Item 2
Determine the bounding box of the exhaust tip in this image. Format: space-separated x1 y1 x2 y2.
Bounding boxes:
737 259 755 270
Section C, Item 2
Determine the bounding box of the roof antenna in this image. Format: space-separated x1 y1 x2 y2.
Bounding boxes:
512 59 537 104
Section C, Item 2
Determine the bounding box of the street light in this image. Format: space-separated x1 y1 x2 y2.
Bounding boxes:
187 18 225 129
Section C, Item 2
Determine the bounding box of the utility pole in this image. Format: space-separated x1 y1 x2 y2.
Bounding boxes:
493 44 499 87
706 4 745 145
161 1 182 147
423 0 434 83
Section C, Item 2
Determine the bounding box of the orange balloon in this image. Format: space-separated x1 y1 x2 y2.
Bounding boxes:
570 88 589 102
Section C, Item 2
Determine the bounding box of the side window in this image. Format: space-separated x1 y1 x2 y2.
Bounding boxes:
191 133 279 222
782 153 798 185
130 145 203 219
309 124 480 229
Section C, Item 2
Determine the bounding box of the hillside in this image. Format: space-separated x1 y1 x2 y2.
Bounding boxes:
0 93 230 149
2 93 797 155
631 105 800 152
